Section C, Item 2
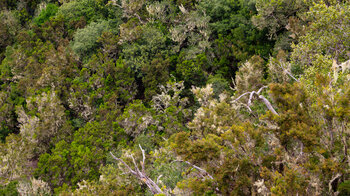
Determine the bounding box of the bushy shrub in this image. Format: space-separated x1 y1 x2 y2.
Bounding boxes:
33 3 58 25
71 20 110 59
0 181 18 196
57 0 106 23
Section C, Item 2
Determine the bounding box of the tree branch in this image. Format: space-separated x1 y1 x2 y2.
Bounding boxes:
110 152 136 175
139 144 146 173
174 160 214 180
329 173 341 194
233 86 279 116
110 146 164 195
257 94 279 116
279 63 299 82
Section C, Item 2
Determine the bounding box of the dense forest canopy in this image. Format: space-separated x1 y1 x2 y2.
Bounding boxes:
0 0 349 195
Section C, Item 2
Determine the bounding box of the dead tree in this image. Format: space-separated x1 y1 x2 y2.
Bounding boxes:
110 145 164 195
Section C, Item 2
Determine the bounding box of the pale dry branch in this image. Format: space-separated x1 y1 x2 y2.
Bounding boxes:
110 147 164 195
110 152 137 175
139 144 146 173
329 173 341 194
233 86 279 116
174 160 214 180
279 63 299 82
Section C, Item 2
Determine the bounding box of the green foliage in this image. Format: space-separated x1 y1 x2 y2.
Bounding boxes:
57 0 108 24
0 181 18 196
0 0 349 195
338 180 350 196
253 0 308 39
69 56 136 122
292 2 350 66
176 53 208 88
201 0 273 63
71 20 112 59
36 121 118 190
267 83 320 151
117 100 157 138
33 3 58 25
121 24 169 75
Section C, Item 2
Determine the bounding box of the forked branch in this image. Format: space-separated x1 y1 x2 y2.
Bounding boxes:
110 145 164 195
233 86 279 116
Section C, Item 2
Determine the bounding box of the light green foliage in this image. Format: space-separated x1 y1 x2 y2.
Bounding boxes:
117 100 158 138
235 55 265 94
71 20 111 59
57 0 107 23
17 91 69 154
189 84 236 137
0 134 34 185
169 5 211 58
267 50 295 83
253 0 308 39
17 178 51 196
151 80 191 136
292 2 350 66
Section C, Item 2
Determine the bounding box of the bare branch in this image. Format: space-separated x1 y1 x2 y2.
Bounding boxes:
139 144 146 173
329 173 341 194
257 86 268 95
233 86 279 116
279 63 299 82
109 152 136 175
174 160 214 180
257 95 279 116
157 175 163 184
129 154 140 173
110 146 164 195
233 92 251 102
248 91 255 106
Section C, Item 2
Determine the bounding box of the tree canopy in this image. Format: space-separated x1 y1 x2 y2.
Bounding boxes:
0 0 349 195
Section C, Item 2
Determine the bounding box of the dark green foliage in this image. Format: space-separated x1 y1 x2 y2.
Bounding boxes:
36 121 117 189
176 53 208 88
338 180 350 196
